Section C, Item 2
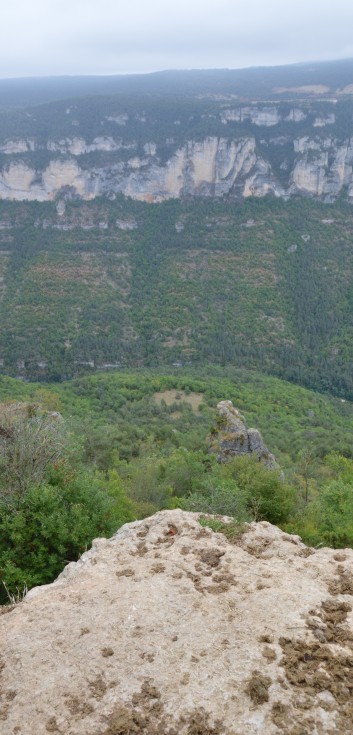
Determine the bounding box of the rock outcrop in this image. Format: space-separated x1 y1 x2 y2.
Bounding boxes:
2 121 353 202
1 86 353 204
209 400 277 468
0 137 272 202
1 509 353 734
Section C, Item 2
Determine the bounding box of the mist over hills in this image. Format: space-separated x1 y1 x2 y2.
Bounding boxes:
2 58 353 108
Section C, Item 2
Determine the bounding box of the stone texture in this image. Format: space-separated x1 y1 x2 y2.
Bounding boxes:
1 509 353 734
209 400 277 469
2 123 353 202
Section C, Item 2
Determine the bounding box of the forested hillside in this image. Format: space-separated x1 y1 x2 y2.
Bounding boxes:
1 367 353 601
0 196 352 397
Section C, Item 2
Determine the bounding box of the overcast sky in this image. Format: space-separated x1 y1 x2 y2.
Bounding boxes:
1 0 353 78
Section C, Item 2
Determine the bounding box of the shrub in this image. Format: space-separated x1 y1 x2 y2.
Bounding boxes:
0 406 68 499
221 455 296 524
0 466 134 602
180 476 249 521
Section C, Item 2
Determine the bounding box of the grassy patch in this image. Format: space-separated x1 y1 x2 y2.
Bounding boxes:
198 515 246 543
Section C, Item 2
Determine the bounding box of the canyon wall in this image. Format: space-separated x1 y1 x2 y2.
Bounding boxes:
1 102 353 202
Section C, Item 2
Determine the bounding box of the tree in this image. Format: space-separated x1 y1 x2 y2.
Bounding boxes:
296 449 317 504
0 404 67 500
0 406 135 602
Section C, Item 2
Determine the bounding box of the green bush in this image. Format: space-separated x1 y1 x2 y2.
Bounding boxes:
294 479 353 548
180 476 249 521
284 455 353 547
0 465 134 602
221 455 296 524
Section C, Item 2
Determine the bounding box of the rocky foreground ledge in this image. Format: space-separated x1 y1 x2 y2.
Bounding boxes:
1 510 353 734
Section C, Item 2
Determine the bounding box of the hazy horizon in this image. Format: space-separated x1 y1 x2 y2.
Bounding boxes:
2 56 353 83
1 0 353 79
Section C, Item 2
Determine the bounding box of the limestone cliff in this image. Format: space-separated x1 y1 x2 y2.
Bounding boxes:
0 136 269 202
1 97 353 202
1 509 353 734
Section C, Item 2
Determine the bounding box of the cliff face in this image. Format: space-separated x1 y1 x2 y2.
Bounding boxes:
1 509 353 734
2 98 353 202
0 136 270 202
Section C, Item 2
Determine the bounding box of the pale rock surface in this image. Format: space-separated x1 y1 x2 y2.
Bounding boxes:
293 137 323 154
221 107 281 127
143 143 157 156
210 400 278 469
1 509 353 734
285 109 307 122
3 129 353 202
105 114 129 125
0 137 259 202
221 106 306 126
0 139 36 154
58 137 121 156
291 155 328 196
220 108 242 123
247 107 281 127
340 84 353 95
313 114 336 127
243 158 285 199
290 137 353 197
0 163 37 200
42 160 95 199
0 160 94 202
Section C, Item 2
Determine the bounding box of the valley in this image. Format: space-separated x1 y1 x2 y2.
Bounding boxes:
1 60 353 604
3 4 353 728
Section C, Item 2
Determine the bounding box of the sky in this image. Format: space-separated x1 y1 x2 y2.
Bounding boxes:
1 0 353 78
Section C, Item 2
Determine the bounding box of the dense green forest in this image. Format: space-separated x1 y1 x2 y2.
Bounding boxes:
0 196 353 399
1 367 353 603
